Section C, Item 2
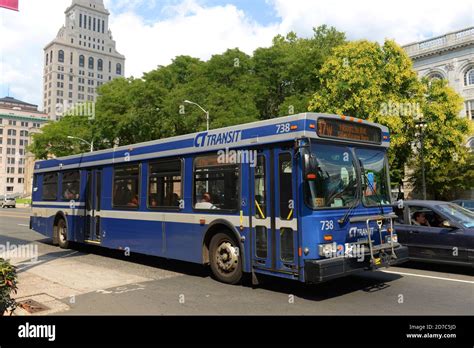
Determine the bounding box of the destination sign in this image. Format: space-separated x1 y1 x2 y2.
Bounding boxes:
316 118 382 144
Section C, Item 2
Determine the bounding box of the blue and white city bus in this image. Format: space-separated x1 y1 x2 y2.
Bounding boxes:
30 113 408 284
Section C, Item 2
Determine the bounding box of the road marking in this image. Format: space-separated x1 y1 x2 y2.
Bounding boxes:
0 214 29 219
17 224 30 227
381 270 474 284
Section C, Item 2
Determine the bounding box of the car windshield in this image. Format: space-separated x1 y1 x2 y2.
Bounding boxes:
355 148 391 206
436 203 474 228
305 143 358 208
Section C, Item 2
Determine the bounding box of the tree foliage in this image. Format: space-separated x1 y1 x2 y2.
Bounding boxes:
30 25 345 159
408 79 474 200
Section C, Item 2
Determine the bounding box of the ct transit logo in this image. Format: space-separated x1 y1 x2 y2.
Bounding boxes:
194 130 242 148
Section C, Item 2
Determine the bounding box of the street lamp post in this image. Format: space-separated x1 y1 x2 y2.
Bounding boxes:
184 100 209 131
67 136 94 153
415 121 427 200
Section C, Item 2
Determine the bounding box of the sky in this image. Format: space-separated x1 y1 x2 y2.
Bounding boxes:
0 0 472 109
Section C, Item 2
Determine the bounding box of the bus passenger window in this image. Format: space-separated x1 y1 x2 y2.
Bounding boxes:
42 173 58 200
254 155 266 219
279 153 293 220
148 160 182 208
62 171 80 200
113 164 140 208
194 154 239 210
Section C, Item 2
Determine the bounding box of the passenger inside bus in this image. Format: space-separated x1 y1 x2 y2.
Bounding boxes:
128 194 139 207
63 183 79 200
195 192 217 209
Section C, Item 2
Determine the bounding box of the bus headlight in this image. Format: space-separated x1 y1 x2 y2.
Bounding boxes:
318 243 336 257
386 234 398 243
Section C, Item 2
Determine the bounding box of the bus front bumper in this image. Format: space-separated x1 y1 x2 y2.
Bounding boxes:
304 245 409 284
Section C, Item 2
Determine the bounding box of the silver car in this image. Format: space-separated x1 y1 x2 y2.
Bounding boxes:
1 198 16 208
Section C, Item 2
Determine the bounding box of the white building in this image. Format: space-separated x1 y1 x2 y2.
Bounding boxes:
43 0 125 120
0 97 48 198
403 27 474 149
403 27 474 199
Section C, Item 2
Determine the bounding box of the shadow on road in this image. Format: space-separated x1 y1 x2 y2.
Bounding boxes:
398 261 474 277
243 270 401 301
28 237 404 301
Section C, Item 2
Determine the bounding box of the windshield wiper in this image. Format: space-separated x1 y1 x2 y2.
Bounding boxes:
338 179 360 225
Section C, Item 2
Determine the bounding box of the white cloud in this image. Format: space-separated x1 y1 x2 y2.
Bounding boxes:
109 0 278 78
0 0 472 108
270 0 474 44
0 0 67 107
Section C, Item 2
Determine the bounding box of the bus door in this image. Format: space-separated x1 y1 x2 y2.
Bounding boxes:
252 148 298 275
85 169 102 243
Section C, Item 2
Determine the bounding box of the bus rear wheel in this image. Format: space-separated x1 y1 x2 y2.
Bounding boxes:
57 219 69 249
209 232 243 284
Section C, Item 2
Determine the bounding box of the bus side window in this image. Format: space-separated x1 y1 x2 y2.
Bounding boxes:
254 155 266 219
62 171 81 200
279 153 293 220
194 154 239 210
42 173 58 200
113 164 140 208
148 160 182 208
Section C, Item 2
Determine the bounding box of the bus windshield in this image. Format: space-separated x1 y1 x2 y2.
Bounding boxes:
355 148 391 206
305 143 358 209
305 144 392 209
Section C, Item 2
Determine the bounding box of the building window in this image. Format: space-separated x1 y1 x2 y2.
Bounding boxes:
116 63 122 75
79 13 82 27
148 160 182 208
79 55 85 67
46 53 49 66
102 19 105 33
93 17 96 31
465 100 474 120
88 57 94 70
464 67 474 86
70 52 73 64
113 164 140 208
88 16 91 30
108 61 111 73
428 72 444 80
193 154 239 210
50 50 53 63
98 59 103 71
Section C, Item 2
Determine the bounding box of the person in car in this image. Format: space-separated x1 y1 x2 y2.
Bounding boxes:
412 212 431 226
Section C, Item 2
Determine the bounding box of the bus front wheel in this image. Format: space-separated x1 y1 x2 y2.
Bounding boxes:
209 232 242 284
57 219 69 249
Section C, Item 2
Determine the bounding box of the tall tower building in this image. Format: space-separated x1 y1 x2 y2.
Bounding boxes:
43 0 125 120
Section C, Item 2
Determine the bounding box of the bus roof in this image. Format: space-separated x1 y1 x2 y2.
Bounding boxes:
34 113 390 173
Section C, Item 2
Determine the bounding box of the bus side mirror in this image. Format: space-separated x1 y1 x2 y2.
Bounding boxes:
304 153 317 181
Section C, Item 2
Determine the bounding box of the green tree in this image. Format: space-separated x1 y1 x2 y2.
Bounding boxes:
308 39 424 186
29 113 93 159
254 25 346 119
409 79 474 200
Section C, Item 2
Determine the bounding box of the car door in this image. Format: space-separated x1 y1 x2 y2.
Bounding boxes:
407 205 467 264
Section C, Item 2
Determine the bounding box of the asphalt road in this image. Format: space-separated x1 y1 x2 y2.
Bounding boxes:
1 208 473 315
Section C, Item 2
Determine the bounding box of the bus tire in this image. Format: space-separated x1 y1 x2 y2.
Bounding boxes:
57 218 69 249
209 232 243 284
